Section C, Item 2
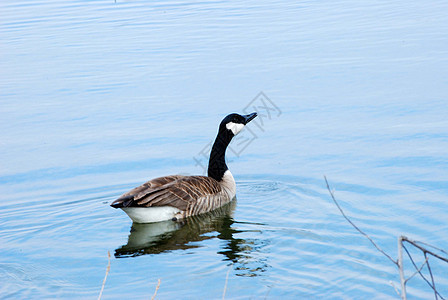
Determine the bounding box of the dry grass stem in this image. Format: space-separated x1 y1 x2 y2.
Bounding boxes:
389 281 401 297
222 265 232 300
151 279 161 300
98 251 111 300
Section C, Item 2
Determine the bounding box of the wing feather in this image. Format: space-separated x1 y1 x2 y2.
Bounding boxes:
110 175 226 215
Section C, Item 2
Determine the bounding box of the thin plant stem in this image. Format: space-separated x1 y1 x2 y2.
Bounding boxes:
324 176 398 265
402 241 445 300
324 177 448 300
222 265 232 300
151 279 161 300
425 252 438 300
398 236 407 300
98 251 111 300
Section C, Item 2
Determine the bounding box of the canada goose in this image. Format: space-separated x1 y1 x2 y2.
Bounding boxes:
111 112 258 223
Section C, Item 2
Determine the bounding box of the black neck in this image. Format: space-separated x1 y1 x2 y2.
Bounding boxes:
208 129 233 181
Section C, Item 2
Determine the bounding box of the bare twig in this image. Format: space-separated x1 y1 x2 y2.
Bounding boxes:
425 252 438 300
222 265 232 300
406 256 429 283
402 236 448 263
390 281 401 297
324 176 398 265
416 240 448 256
151 279 161 300
402 242 445 300
98 251 111 300
398 236 407 299
324 177 448 300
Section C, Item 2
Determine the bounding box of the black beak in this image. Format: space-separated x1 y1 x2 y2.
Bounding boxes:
243 112 257 124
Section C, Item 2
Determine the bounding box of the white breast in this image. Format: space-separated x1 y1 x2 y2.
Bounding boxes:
220 170 236 199
122 206 181 223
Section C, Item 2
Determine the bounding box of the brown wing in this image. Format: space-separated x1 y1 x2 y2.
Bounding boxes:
110 175 223 212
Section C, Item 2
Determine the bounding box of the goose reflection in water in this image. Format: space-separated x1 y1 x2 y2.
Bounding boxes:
115 200 269 276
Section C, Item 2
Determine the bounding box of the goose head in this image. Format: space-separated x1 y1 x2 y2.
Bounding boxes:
220 112 258 136
208 112 258 182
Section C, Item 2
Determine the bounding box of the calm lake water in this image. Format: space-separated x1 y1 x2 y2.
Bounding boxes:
1 0 448 298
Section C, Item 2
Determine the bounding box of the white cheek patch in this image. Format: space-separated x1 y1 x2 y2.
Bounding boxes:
226 122 245 135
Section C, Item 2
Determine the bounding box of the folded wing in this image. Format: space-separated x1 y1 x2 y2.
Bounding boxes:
110 175 224 213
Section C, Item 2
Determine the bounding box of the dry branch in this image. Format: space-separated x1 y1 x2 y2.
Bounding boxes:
401 236 448 263
324 176 397 265
401 241 445 300
324 176 448 300
405 256 429 283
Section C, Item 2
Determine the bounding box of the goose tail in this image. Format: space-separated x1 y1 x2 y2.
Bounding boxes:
110 195 134 208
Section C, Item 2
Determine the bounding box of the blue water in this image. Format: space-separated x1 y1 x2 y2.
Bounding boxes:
1 0 448 298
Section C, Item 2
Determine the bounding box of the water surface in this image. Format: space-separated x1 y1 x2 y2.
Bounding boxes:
1 0 448 298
